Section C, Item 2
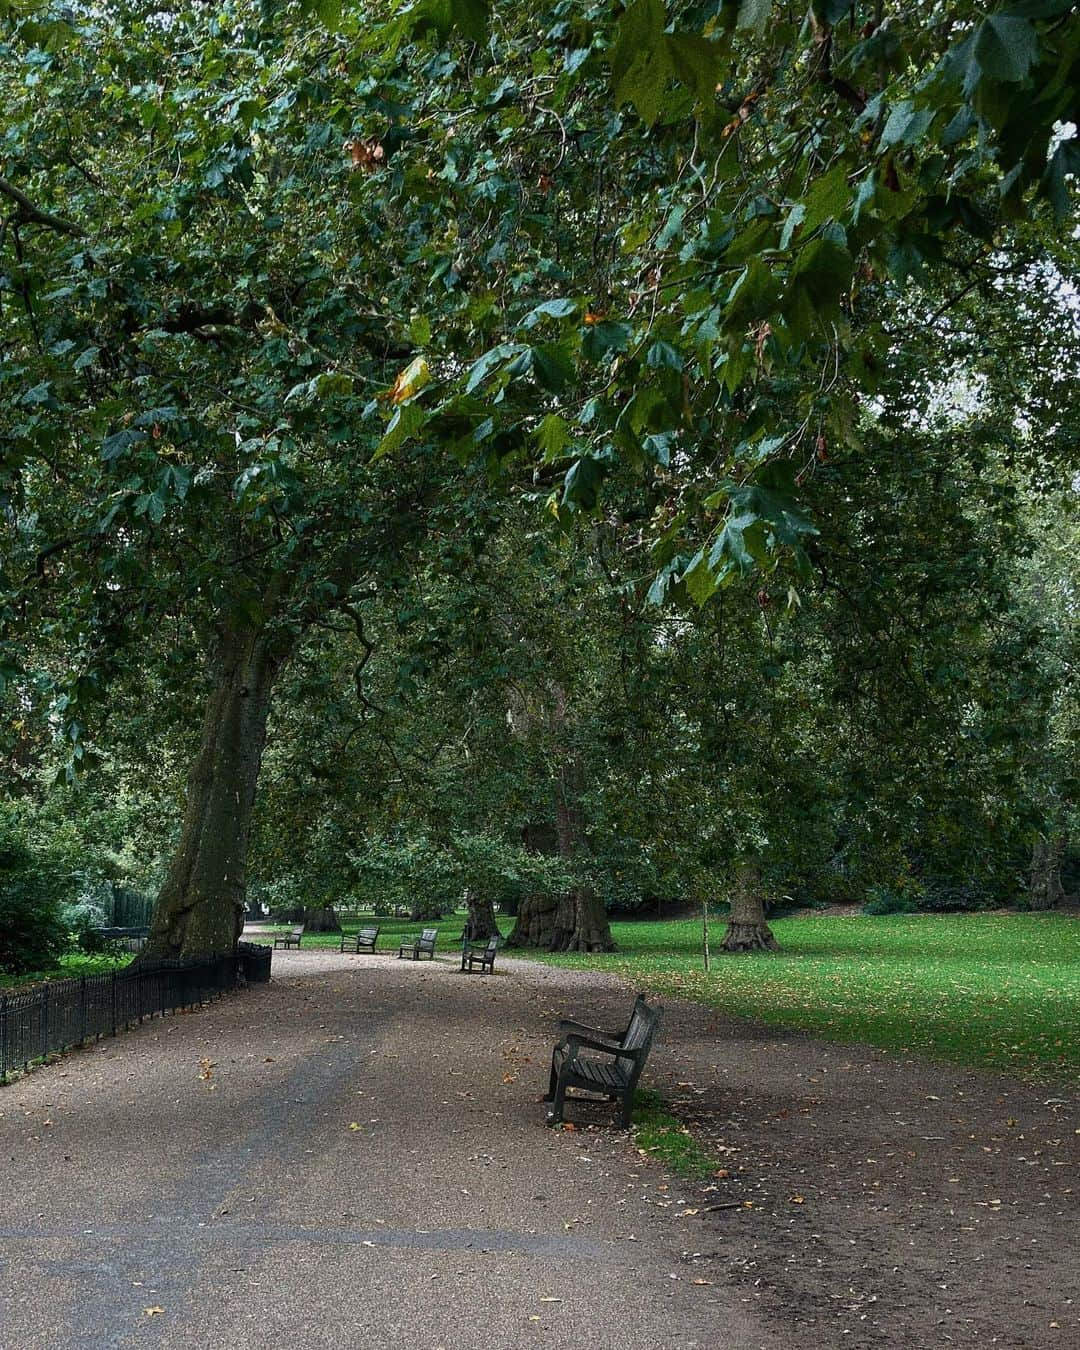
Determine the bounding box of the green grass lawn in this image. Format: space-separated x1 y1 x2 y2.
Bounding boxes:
0 950 132 991
531 913 1080 1083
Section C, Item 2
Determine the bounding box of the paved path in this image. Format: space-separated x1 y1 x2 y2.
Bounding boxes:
0 953 773 1349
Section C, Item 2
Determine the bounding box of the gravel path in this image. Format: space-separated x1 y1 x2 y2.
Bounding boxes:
0 952 773 1350
2 950 1075 1349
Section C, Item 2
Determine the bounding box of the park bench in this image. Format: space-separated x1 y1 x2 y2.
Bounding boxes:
399 927 438 960
340 925 379 954
544 998 661 1129
460 933 499 974
274 925 304 950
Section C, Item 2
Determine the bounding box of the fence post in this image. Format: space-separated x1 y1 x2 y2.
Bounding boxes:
79 976 88 1044
110 970 117 1037
0 994 7 1084
41 983 50 1063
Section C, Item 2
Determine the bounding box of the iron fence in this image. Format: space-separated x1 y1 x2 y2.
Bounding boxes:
0 954 250 1082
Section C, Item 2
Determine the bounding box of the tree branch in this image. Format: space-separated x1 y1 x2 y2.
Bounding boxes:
0 176 85 237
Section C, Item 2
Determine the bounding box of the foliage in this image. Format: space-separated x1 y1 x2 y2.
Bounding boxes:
58 896 111 951
535 914 1080 1080
862 886 920 917
0 0 1075 957
0 802 74 974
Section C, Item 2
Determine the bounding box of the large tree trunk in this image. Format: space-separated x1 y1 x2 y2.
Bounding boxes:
551 889 616 953
720 862 779 953
302 906 342 933
1029 835 1066 911
506 890 559 948
463 891 500 943
141 619 286 962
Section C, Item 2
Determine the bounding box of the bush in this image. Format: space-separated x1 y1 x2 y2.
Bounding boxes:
862 886 920 916
59 897 111 953
917 877 994 913
0 808 74 975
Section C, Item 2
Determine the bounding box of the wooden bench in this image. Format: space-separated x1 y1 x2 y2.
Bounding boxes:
399 927 438 960
460 933 499 974
340 925 379 954
274 925 304 950
544 998 661 1129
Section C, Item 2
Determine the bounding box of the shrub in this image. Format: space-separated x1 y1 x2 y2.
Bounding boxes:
917 877 994 913
862 886 920 916
59 897 111 953
0 808 74 975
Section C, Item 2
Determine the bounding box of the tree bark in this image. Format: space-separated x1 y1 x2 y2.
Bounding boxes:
505 890 559 948
141 618 287 962
302 906 341 933
551 888 616 952
463 891 500 942
1028 835 1066 911
720 863 780 953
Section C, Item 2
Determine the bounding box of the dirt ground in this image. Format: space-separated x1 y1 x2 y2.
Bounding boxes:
0 950 1075 1349
583 976 1079 1348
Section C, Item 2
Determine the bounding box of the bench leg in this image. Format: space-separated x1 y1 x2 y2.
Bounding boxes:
546 1079 568 1126
618 1092 634 1130
544 1054 559 1102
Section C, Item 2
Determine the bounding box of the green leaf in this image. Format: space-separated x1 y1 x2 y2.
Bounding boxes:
101 429 145 462
73 346 100 372
450 0 489 42
465 343 527 394
736 0 771 34
610 0 672 126
562 456 606 511
800 161 851 232
790 237 854 308
372 403 426 462
535 414 571 461
665 33 727 107
581 321 632 362
880 101 936 150
522 298 579 328
972 14 1040 84
682 550 718 606
531 343 575 393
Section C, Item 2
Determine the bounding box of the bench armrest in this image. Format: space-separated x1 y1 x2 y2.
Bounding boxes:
558 1019 623 1045
559 1032 622 1060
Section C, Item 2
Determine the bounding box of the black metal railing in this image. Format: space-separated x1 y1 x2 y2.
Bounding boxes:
0 952 262 1082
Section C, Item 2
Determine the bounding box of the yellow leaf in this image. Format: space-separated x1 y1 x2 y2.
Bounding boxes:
388 357 430 405
143 1307 165 1317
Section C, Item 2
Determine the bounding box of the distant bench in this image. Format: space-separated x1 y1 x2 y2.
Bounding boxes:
274 925 304 950
399 928 438 960
340 925 379 954
460 934 499 974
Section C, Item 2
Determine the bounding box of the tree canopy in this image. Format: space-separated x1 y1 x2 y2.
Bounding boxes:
1 0 1076 959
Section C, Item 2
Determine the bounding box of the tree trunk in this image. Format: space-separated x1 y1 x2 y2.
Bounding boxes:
141 619 286 962
547 734 615 952
302 906 341 933
505 890 559 948
1029 835 1066 911
463 891 500 943
551 889 616 953
720 863 779 953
